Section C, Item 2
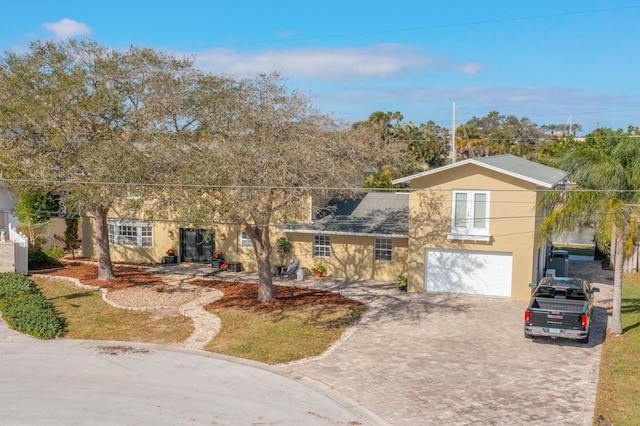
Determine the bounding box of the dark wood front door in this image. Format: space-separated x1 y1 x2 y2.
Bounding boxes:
179 228 214 263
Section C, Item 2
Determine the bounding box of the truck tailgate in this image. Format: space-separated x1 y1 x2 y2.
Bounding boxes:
529 309 583 329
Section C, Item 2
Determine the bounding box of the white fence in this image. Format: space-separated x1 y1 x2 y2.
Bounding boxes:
8 222 28 274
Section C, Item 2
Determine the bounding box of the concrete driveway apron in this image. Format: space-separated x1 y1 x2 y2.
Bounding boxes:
278 259 612 425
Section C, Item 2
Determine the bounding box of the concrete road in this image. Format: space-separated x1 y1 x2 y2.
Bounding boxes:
1 259 612 425
0 336 379 425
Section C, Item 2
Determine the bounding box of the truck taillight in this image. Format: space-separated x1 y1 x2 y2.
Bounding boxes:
525 310 531 323
581 314 588 328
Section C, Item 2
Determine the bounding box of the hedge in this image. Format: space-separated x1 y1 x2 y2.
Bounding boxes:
0 272 65 339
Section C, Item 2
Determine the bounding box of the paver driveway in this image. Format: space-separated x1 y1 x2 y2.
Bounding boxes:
278 259 612 425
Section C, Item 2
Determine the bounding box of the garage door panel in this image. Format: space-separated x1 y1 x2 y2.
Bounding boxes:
425 250 512 297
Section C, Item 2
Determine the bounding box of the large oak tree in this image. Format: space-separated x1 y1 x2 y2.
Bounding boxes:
0 40 205 279
157 73 400 302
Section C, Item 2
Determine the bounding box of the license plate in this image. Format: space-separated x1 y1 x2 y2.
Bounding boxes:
548 328 561 334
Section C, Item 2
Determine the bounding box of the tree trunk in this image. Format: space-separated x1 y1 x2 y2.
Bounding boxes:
610 231 624 335
92 204 115 281
245 223 274 302
256 250 274 302
610 224 616 270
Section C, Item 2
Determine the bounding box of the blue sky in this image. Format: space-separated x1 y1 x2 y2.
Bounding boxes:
2 1 639 134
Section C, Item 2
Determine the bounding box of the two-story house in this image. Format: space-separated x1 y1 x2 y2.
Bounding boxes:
391 154 568 300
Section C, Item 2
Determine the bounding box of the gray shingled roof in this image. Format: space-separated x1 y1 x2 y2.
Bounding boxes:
473 154 568 188
279 192 409 237
392 154 568 188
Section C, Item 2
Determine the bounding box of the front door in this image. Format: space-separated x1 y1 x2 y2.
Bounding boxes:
179 228 214 263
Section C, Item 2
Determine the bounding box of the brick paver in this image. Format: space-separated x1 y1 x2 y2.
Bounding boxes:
277 260 612 425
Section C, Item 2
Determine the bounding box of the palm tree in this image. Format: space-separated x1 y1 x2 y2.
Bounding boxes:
538 128 640 335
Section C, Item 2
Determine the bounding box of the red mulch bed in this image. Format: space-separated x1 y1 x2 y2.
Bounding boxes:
40 263 361 312
189 279 361 311
42 262 165 291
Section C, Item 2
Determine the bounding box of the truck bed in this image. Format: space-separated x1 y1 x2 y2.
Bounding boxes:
530 297 587 313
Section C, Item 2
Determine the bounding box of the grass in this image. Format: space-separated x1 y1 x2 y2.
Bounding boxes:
30 276 365 364
553 243 595 257
204 304 366 364
33 277 194 343
593 274 640 425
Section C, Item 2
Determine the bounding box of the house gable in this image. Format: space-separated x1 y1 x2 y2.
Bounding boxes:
394 155 568 301
392 154 568 189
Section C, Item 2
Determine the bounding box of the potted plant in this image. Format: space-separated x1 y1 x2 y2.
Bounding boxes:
311 261 327 278
275 237 292 275
395 275 408 291
212 251 224 269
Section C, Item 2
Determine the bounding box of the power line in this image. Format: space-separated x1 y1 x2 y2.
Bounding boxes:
169 6 640 51
4 179 640 194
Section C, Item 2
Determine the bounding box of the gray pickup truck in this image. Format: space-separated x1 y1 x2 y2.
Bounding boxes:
524 276 599 343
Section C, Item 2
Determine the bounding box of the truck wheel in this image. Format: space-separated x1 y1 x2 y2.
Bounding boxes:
524 332 533 339
579 334 589 344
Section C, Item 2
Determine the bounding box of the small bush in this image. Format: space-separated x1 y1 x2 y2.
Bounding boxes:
0 272 38 306
28 246 64 269
0 272 65 339
44 247 65 260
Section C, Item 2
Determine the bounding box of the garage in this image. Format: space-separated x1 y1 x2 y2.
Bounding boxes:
425 249 513 297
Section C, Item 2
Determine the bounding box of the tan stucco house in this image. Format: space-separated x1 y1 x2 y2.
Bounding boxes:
80 154 567 301
278 192 409 282
391 154 568 301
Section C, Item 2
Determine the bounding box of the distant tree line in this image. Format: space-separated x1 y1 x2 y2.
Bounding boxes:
353 110 588 187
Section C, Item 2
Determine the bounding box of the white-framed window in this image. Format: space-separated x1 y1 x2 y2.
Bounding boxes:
108 221 153 247
374 238 393 261
313 235 330 258
240 230 253 249
449 190 490 240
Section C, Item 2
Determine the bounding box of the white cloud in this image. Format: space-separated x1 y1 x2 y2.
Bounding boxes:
192 44 485 82
43 19 92 40
329 85 622 106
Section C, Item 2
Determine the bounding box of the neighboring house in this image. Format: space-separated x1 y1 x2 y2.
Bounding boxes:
279 192 409 282
391 154 568 301
0 181 27 274
0 181 18 234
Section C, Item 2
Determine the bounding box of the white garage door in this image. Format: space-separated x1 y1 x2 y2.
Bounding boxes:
425 249 513 297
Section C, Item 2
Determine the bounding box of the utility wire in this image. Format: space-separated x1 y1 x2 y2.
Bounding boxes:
170 6 640 51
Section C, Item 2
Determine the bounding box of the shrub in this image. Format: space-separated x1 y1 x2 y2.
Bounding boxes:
28 246 64 269
0 272 38 306
1 293 65 339
0 272 65 339
44 247 65 260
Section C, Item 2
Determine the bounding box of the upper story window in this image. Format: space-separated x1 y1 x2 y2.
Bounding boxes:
448 190 490 242
313 235 330 258
240 230 253 249
108 221 153 247
374 238 392 262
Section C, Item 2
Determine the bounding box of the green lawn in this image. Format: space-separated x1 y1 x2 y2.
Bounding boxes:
34 277 194 343
205 304 365 364
553 243 596 257
593 274 640 425
32 276 364 364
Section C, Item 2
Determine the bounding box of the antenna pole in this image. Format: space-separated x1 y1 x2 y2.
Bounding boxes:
451 102 456 163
